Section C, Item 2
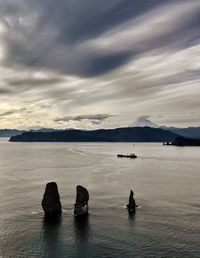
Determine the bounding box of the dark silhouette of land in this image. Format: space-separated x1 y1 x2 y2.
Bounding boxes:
167 127 200 139
171 136 200 146
9 127 179 142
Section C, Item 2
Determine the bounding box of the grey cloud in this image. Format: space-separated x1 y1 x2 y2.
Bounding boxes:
6 77 64 87
2 0 199 77
137 115 150 121
40 104 51 109
25 0 169 44
0 111 16 117
80 51 132 77
0 0 200 128
0 88 11 94
0 108 26 117
54 114 113 123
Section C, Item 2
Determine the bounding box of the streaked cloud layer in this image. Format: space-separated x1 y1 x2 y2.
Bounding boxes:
0 0 199 129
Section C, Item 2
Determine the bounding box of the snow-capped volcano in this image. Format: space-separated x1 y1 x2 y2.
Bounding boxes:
130 117 159 128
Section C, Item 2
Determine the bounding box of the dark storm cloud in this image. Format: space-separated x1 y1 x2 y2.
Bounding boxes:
54 114 113 123
23 0 170 44
2 0 199 77
81 51 132 77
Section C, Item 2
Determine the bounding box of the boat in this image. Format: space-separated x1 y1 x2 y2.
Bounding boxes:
117 153 137 159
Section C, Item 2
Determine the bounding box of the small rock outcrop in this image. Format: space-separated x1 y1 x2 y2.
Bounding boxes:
74 185 89 216
127 190 136 212
42 182 62 217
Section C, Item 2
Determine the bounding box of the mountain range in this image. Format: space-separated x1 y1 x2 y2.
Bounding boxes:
0 128 59 137
9 127 179 142
2 118 200 142
0 129 24 137
130 118 200 139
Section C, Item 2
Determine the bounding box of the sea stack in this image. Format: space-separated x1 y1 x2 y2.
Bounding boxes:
127 190 136 212
74 185 89 217
42 182 62 217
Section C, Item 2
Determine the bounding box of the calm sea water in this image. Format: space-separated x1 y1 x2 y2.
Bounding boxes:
0 138 199 258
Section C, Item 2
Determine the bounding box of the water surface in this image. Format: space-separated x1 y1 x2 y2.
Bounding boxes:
0 139 199 257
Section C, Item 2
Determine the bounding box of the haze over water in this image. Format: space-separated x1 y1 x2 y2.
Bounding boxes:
0 138 199 257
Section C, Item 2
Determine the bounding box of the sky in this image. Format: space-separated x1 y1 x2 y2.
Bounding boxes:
0 0 200 129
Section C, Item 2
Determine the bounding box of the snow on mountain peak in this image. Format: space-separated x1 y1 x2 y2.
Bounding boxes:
130 117 159 128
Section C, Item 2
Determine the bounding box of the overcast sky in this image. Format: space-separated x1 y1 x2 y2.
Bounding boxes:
0 0 199 129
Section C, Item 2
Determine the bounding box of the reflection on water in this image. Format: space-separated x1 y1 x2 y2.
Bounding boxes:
42 216 62 257
73 215 90 258
74 215 90 241
42 215 91 258
128 209 136 223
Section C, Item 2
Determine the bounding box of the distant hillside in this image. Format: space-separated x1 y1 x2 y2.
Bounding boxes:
0 129 24 137
9 127 179 142
168 127 200 139
131 118 200 139
0 128 58 137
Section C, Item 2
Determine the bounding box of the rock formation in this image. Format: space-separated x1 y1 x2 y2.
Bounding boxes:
74 185 89 216
127 190 136 212
42 182 62 217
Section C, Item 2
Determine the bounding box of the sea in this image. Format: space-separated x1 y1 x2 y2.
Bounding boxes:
0 138 199 258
